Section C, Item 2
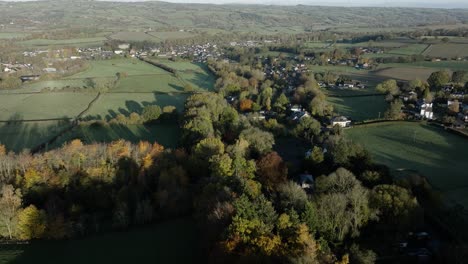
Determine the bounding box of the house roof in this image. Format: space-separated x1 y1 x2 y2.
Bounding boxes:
299 174 314 184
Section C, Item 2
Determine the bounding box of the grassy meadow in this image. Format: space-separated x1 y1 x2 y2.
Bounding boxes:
0 93 97 120
19 37 106 48
347 122 468 207
83 93 188 120
328 95 387 121
0 218 201 264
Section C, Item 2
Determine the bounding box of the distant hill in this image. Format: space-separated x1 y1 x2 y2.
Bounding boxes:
0 0 466 33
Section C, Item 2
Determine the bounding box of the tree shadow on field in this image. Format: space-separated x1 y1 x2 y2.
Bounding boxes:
0 113 72 153
125 100 144 114
168 83 184 92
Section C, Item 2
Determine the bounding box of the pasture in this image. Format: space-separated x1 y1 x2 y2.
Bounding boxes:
83 93 188 120
0 218 201 264
148 59 216 91
68 59 169 78
347 122 468 207
0 93 96 120
328 95 387 121
114 75 185 93
386 44 428 55
423 43 468 58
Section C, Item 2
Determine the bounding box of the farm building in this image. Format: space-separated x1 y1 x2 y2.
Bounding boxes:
43 67 57 73
20 75 40 82
331 116 351 127
420 103 433 119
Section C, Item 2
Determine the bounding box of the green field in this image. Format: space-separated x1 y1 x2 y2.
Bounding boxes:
374 66 439 81
0 58 213 152
328 95 387 121
114 75 185 93
52 121 180 149
19 37 106 47
385 61 468 71
68 59 169 78
347 122 468 207
83 93 187 120
0 121 70 153
0 218 200 264
423 43 468 58
0 32 28 39
148 59 216 91
387 44 428 55
0 93 96 120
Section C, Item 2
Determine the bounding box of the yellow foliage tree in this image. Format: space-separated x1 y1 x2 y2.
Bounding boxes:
17 205 47 240
24 169 42 189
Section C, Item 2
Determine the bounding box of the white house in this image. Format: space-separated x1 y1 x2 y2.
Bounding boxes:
420 103 433 119
114 50 124 55
332 116 351 127
43 67 57 73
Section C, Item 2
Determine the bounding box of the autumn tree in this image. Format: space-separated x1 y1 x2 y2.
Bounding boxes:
256 152 288 191
17 205 47 240
142 105 162 122
0 185 22 239
239 99 253 112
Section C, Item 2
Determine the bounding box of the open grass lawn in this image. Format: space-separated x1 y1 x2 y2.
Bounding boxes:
423 43 468 58
52 121 180 149
84 93 188 120
0 120 70 153
347 122 468 207
69 59 169 78
0 93 96 120
328 95 387 121
0 218 201 264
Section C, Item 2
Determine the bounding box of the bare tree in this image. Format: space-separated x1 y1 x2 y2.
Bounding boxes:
0 185 22 239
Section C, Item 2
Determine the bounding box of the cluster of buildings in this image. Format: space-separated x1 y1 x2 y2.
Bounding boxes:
155 43 223 63
1 62 32 73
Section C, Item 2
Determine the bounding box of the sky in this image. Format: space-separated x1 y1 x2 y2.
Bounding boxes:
1 0 468 8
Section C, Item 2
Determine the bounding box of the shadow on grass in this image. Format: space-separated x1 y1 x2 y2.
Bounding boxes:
5 218 202 264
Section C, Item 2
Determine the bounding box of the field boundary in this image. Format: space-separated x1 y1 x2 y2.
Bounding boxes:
31 92 101 154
